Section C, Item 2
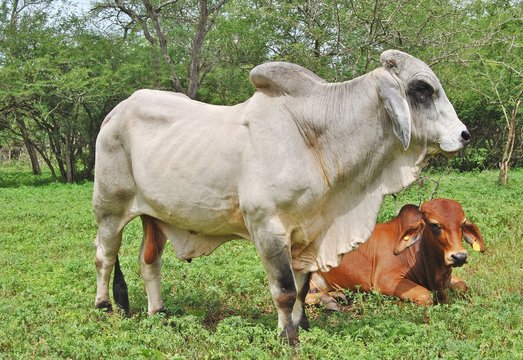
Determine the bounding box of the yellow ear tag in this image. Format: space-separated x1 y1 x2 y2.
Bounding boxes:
403 236 410 241
472 240 481 252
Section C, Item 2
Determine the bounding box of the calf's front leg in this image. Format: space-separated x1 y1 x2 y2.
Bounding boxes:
392 278 434 305
449 276 468 292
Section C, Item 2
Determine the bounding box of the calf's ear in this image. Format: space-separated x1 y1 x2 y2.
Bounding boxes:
463 220 486 253
393 221 425 255
375 67 412 150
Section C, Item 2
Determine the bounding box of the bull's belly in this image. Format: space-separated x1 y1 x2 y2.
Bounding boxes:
132 189 247 237
132 190 250 260
157 220 248 260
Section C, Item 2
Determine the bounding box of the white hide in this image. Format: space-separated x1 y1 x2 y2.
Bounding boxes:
93 50 468 273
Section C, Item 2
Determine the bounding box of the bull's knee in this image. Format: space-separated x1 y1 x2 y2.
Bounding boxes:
275 285 299 345
275 290 297 311
273 268 297 310
274 286 299 345
412 292 434 306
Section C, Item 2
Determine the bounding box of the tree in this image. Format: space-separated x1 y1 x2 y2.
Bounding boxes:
0 0 55 175
2 0 522 183
0 1 155 181
94 0 228 99
441 1 522 184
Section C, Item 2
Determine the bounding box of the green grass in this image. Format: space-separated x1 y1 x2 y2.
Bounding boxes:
1 164 522 359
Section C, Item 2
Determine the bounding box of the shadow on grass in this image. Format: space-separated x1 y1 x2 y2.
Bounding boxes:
0 162 60 188
0 169 58 188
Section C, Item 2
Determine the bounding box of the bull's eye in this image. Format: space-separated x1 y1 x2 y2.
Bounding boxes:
408 80 434 106
429 223 441 236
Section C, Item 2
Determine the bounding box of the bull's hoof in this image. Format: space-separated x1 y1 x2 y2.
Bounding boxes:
156 307 167 316
149 307 167 316
115 305 130 318
279 325 298 347
95 300 113 312
325 300 339 312
297 316 310 331
332 291 348 303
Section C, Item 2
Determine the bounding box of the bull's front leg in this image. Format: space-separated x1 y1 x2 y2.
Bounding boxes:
292 271 311 330
250 217 300 346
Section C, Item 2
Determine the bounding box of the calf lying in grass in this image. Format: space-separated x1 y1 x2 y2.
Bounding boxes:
306 199 485 310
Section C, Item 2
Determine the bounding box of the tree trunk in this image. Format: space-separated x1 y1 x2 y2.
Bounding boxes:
26 141 41 175
15 117 41 175
81 103 98 180
498 124 515 186
187 0 209 99
142 0 186 93
65 132 75 183
498 99 520 186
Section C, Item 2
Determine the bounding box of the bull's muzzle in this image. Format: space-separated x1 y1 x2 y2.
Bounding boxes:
449 251 468 267
440 122 471 155
461 130 471 144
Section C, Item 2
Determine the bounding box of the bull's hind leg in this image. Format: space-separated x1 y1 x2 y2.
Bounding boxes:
140 215 167 315
94 216 124 311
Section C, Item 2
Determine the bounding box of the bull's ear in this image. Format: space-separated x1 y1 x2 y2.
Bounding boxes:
375 68 412 150
393 221 425 255
463 220 486 253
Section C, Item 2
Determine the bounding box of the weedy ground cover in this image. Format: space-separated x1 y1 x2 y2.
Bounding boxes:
0 163 522 359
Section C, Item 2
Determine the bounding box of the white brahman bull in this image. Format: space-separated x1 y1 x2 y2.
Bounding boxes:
93 50 470 345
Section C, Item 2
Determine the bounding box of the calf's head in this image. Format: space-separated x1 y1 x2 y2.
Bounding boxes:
393 199 485 267
375 50 470 155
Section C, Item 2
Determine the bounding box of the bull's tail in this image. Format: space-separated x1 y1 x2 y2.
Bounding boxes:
112 256 130 317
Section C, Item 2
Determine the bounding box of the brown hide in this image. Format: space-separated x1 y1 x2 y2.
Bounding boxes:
310 199 485 306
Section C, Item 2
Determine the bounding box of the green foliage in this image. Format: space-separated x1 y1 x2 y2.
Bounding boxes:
0 161 55 187
0 3 157 182
2 0 523 180
440 2 523 172
1 164 522 358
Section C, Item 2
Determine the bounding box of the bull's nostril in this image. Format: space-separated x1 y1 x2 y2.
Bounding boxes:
461 130 471 142
451 252 468 264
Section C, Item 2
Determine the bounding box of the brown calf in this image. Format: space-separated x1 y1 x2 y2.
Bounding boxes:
307 199 485 308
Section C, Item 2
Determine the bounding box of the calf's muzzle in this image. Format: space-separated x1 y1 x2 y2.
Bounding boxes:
450 252 468 267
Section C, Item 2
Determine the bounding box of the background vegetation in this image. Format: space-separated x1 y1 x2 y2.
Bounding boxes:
1 1 522 358
0 163 522 359
0 0 522 183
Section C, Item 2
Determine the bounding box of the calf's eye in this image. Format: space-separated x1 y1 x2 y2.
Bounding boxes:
429 223 441 236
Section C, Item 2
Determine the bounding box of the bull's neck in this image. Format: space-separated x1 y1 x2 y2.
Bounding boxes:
413 233 452 291
296 75 416 194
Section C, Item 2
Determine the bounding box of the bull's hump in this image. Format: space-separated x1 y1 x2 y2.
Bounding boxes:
249 62 326 96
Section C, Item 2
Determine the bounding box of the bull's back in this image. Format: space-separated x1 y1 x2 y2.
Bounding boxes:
94 90 249 235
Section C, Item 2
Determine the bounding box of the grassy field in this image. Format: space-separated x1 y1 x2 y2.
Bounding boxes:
1 163 522 359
